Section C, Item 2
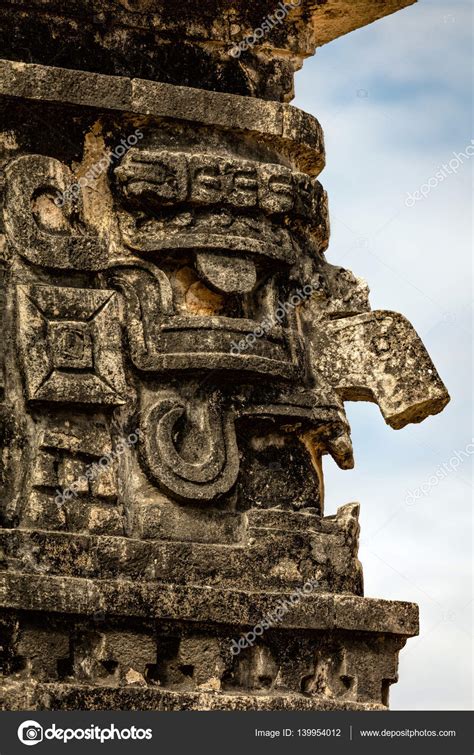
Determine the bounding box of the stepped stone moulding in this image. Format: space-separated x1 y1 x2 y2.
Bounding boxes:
0 0 449 710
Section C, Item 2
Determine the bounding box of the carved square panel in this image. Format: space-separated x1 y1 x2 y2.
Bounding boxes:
17 285 126 405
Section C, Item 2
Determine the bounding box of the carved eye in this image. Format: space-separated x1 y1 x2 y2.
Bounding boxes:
196 168 221 189
233 171 258 191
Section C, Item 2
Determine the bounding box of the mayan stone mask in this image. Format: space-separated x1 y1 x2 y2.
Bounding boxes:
0 0 449 711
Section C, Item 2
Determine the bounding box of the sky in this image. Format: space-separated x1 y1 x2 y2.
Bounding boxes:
294 0 472 710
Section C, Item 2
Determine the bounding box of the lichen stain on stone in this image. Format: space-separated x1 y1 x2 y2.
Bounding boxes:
74 122 114 237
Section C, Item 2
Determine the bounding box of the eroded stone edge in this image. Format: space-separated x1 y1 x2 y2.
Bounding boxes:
0 59 325 175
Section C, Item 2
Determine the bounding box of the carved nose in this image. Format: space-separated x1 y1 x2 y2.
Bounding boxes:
196 251 257 295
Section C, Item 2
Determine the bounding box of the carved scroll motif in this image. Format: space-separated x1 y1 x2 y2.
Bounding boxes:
4 155 108 270
141 392 240 502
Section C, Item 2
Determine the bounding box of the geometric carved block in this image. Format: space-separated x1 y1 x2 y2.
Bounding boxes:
16 285 126 405
16 627 70 681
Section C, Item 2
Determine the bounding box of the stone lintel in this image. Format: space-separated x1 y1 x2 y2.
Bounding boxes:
0 681 388 711
0 573 419 636
313 0 417 47
0 58 325 175
0 516 362 591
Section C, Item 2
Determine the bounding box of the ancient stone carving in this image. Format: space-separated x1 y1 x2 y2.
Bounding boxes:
141 392 240 502
0 0 448 713
16 285 126 405
117 148 328 225
4 155 107 270
313 311 449 428
0 264 5 401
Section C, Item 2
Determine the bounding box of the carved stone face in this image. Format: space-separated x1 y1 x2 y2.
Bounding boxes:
111 129 329 383
1 111 447 525
104 128 337 506
0 49 449 711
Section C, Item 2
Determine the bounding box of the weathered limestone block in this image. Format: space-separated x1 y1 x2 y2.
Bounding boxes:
0 503 363 594
0 588 417 709
314 311 450 428
16 285 127 404
0 0 448 712
15 626 70 682
155 635 226 691
306 635 404 705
